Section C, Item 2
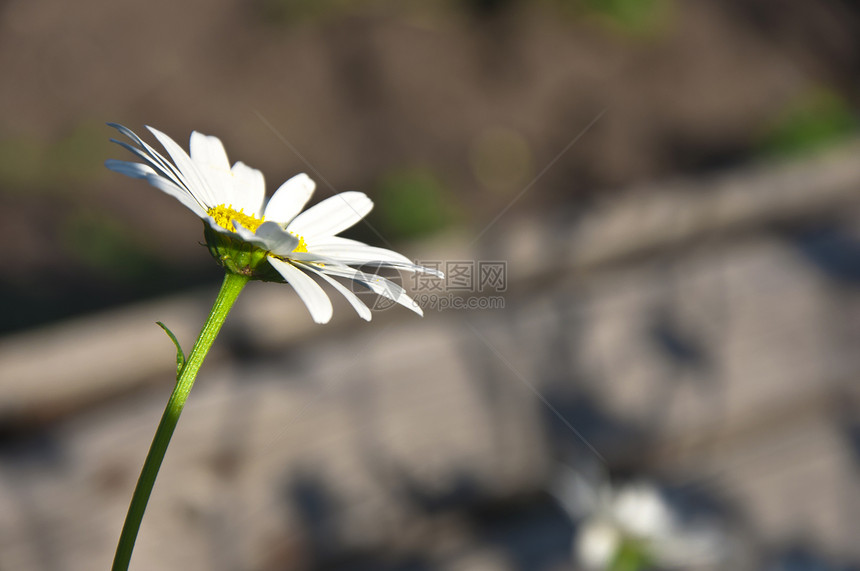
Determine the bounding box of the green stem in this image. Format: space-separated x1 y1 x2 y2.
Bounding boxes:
112 271 249 571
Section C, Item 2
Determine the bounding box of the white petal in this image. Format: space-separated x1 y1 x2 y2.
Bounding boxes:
144 174 209 217
105 159 156 179
301 264 372 321
284 252 369 267
105 159 206 217
147 126 216 208
253 221 300 255
230 221 271 249
264 173 316 224
108 124 188 190
267 258 333 324
306 236 413 267
190 131 230 171
287 191 373 240
231 162 266 217
230 221 301 255
289 239 443 277
109 137 190 197
318 264 423 316
280 251 347 266
189 131 234 207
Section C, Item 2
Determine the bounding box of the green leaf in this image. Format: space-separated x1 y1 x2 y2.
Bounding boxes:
374 167 457 239
759 88 858 158
610 537 655 571
156 321 186 377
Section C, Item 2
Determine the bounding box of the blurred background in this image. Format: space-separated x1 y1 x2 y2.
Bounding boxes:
1 0 860 569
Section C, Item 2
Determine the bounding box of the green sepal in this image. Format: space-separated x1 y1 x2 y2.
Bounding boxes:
156 321 186 378
202 221 284 282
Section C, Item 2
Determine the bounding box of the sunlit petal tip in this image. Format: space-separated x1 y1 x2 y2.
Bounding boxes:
189 131 231 171
264 172 317 223
294 172 313 185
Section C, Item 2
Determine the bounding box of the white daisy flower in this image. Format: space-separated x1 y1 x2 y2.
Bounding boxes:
105 123 443 324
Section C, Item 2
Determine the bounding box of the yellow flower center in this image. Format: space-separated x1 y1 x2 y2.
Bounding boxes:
293 235 308 253
208 204 309 254
208 204 264 233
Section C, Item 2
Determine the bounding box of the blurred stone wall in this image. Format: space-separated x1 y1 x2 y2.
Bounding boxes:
1 144 859 570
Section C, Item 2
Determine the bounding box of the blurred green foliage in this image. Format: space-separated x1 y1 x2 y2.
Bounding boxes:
0 138 42 189
62 209 165 281
759 89 858 158
565 0 673 37
610 537 655 571
257 0 673 36
258 0 362 24
0 121 108 193
374 167 458 240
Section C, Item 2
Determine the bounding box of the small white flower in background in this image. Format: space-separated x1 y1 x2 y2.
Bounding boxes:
577 520 623 570
552 467 728 570
106 123 442 324
611 482 674 540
